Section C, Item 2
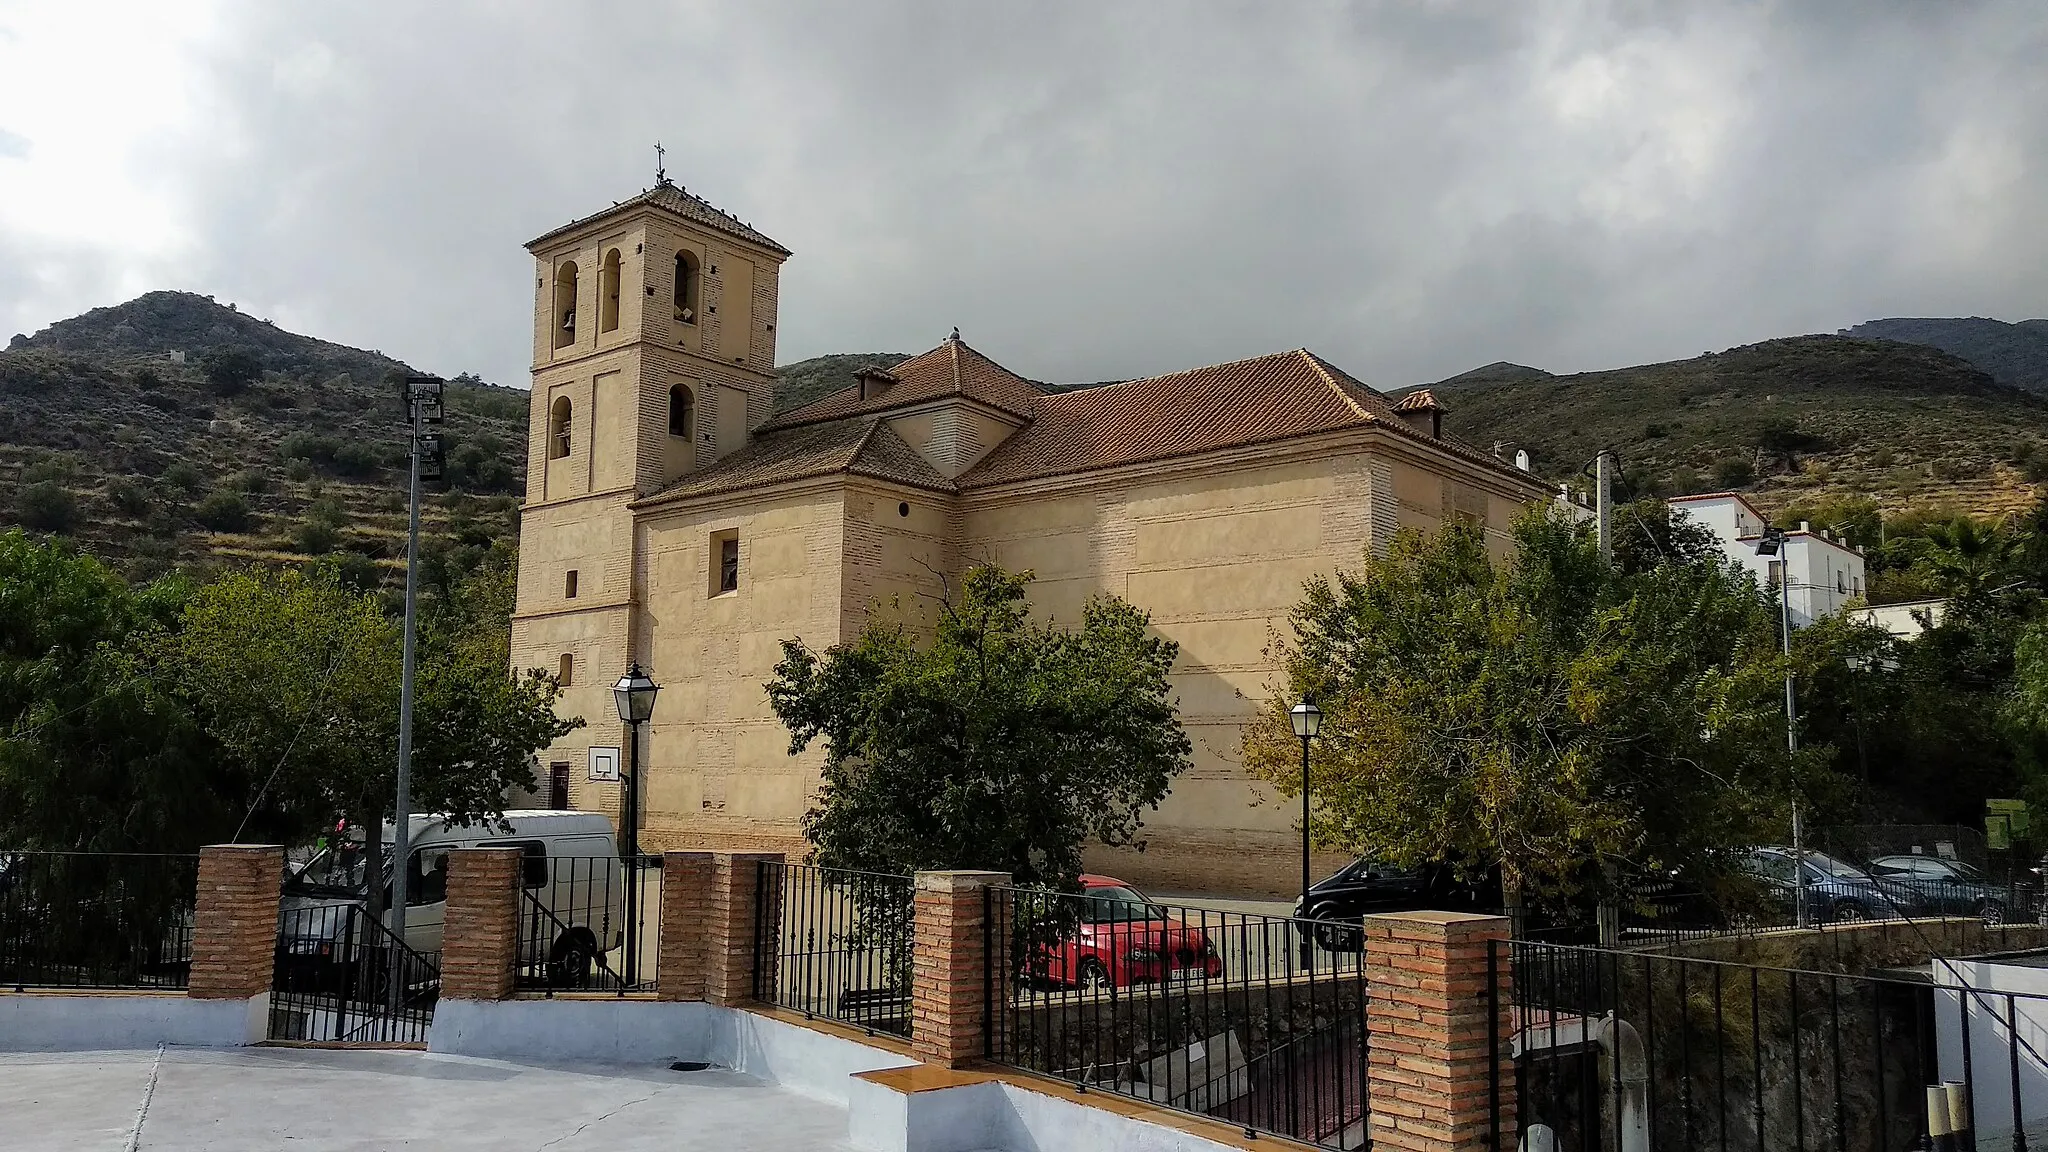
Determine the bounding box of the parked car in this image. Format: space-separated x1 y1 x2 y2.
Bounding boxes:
1864 855 2013 922
1033 876 1222 991
279 810 625 983
1292 859 1492 952
1738 847 1928 923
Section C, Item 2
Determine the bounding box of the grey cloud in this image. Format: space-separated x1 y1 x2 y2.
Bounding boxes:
6 0 2046 393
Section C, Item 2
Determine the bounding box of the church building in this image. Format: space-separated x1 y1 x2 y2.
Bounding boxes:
511 178 1550 895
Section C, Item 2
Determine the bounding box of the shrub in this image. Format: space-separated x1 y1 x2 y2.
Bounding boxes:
106 478 154 517
130 367 162 390
17 481 78 533
281 433 339 463
1712 458 1755 489
21 455 78 485
231 468 271 494
201 348 262 395
294 519 341 555
161 461 205 494
331 442 384 478
284 458 314 482
193 491 252 532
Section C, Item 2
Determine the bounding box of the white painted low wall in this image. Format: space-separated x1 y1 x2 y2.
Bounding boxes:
429 997 1245 1152
0 992 267 1051
428 998 917 1106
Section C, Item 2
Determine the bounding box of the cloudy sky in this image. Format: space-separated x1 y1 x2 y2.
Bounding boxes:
1 1 2043 391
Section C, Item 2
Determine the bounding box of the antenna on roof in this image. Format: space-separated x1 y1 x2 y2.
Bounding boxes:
654 141 668 185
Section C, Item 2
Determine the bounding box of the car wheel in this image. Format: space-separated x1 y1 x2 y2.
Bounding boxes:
1981 900 2007 925
549 934 595 986
1831 901 1870 923
1077 959 1111 994
1311 912 1361 953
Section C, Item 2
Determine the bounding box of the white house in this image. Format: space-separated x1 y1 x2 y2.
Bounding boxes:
1668 492 1867 628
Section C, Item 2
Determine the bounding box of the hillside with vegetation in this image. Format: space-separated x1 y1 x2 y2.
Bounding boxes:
1842 316 2048 395
1416 335 2048 521
0 292 528 589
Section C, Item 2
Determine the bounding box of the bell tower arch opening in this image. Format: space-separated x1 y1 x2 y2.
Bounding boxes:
599 248 622 334
552 261 580 349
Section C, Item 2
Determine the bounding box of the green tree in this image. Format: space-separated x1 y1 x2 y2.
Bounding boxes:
766 565 1192 889
193 490 252 532
1244 508 1835 912
15 481 78 533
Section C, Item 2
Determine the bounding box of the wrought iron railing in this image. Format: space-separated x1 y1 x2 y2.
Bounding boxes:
752 861 914 1038
0 851 197 990
984 885 1370 1150
513 854 660 994
271 902 440 1043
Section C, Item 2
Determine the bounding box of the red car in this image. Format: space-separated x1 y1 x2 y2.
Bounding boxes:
1035 875 1223 991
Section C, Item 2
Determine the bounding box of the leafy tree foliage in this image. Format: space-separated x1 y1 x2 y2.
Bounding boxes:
767 565 1191 889
1243 508 1836 910
0 530 580 859
201 348 262 395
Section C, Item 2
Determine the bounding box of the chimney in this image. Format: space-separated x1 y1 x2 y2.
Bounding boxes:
1392 389 1445 438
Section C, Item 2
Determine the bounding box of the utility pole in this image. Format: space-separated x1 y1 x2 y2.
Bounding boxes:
1594 450 1614 564
390 376 443 1011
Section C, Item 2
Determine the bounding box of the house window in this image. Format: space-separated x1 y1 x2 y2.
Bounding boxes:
549 396 572 459
599 248 622 334
712 530 739 595
564 570 579 598
669 384 695 439
547 763 570 810
674 250 700 325
558 653 574 685
1837 570 1846 594
552 261 579 349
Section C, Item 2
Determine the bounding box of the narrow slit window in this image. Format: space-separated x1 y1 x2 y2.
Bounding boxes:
711 530 739 595
552 261 579 348
564 570 579 598
557 653 574 685
674 250 700 325
669 384 695 439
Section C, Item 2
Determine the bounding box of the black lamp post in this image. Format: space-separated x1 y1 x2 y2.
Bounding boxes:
1289 701 1322 912
612 663 659 987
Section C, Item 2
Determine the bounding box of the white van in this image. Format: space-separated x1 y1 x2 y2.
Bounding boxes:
282 810 626 980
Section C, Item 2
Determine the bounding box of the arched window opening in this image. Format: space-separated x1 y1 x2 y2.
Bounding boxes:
673 250 700 326
552 261 580 348
599 249 622 334
549 396 572 460
668 384 695 440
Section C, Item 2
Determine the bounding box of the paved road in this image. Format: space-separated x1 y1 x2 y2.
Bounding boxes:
0 1047 851 1152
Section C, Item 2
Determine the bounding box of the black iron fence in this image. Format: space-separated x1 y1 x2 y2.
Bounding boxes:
0 851 197 990
1495 938 2048 1152
514 854 660 994
271 902 439 1043
752 861 914 1038
984 885 1369 1150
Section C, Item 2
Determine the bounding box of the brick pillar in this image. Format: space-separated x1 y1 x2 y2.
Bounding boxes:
189 844 284 1000
910 870 1008 1069
441 847 522 1000
705 852 782 1007
1363 911 1515 1152
658 851 715 1001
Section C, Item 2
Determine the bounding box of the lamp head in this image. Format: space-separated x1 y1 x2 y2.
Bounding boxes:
613 663 659 724
1289 701 1322 739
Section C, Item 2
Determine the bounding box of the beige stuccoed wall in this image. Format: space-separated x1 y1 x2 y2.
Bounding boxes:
624 484 849 856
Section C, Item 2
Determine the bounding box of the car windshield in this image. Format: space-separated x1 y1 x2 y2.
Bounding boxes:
1081 885 1165 923
288 843 374 896
1801 852 1868 879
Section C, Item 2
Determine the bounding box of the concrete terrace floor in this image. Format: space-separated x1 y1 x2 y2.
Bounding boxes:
0 1047 854 1151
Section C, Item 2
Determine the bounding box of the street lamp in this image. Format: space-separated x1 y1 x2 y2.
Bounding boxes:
1289 701 1322 915
612 663 659 987
1756 526 1807 924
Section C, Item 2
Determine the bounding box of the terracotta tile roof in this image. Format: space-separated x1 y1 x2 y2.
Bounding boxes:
528 178 789 256
638 416 953 504
765 335 1046 429
959 349 1404 488
1394 389 1443 412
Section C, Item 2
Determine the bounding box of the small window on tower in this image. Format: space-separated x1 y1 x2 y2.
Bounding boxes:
549 396 572 459
669 384 695 439
711 530 739 596
557 653 574 685
599 249 622 334
564 570 579 599
674 250 700 326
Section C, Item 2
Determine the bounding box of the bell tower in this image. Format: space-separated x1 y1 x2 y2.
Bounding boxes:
510 172 789 813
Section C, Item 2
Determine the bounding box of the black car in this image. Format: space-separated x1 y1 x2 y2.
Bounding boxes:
1864 855 2013 921
1738 847 1928 923
1292 859 1492 951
